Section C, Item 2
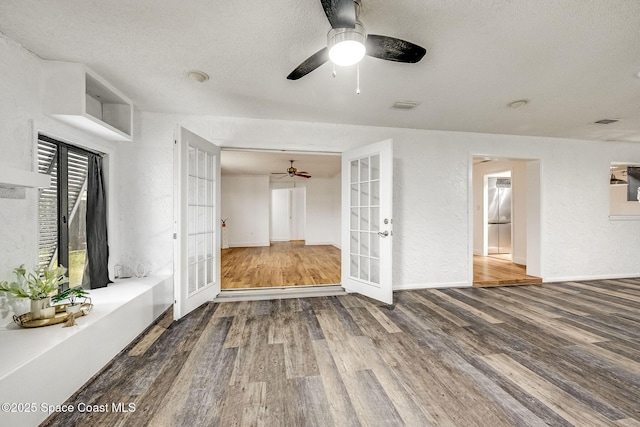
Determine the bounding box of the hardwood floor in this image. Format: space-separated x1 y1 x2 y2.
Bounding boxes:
43 278 640 426
221 242 341 289
473 254 543 286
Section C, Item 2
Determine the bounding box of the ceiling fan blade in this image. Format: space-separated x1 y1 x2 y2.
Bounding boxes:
320 0 356 29
295 173 312 178
287 47 329 80
365 34 426 63
271 172 287 175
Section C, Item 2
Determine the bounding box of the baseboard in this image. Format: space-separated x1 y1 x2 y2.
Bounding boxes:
512 256 527 265
305 241 337 246
545 273 640 283
473 249 483 256
394 281 471 291
229 241 270 247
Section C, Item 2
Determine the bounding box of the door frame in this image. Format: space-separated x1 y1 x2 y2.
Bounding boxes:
469 155 543 284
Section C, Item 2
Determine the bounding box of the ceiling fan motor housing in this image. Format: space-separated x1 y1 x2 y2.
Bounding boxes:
327 22 367 66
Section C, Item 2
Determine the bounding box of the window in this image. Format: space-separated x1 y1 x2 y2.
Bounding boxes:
38 135 104 289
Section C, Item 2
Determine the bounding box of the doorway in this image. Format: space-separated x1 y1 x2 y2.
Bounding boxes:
471 157 542 286
219 149 342 290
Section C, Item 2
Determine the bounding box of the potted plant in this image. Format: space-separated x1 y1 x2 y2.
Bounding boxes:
0 265 68 319
52 286 90 314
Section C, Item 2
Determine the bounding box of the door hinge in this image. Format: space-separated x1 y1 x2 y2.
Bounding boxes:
173 233 177 239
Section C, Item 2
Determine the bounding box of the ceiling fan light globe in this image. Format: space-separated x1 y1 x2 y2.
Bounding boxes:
328 24 367 66
329 41 366 66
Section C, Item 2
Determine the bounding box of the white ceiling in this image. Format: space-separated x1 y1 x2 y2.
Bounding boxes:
221 150 340 179
1 0 640 144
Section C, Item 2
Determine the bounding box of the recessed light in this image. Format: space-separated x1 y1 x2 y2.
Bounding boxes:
594 118 619 124
507 99 528 109
185 69 209 82
392 101 419 110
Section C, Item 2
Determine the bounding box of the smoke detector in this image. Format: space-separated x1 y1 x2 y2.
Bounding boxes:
185 70 209 82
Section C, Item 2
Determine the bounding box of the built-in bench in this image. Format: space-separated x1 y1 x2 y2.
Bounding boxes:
0 275 172 426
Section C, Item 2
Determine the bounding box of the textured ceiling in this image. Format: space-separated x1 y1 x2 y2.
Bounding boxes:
1 0 639 143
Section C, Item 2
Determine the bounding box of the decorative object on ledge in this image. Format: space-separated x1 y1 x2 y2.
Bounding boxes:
13 302 93 328
0 265 69 320
52 287 90 314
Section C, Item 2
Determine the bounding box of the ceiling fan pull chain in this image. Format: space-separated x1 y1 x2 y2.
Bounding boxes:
333 62 337 78
356 64 361 94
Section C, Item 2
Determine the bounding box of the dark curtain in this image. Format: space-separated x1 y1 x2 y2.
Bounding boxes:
84 155 112 289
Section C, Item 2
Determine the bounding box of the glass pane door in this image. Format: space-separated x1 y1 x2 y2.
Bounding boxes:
187 146 217 295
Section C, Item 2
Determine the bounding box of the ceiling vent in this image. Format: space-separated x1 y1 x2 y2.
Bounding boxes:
393 101 419 110
594 118 619 124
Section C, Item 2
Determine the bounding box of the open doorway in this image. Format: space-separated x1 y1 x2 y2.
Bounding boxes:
471 157 542 286
219 149 342 289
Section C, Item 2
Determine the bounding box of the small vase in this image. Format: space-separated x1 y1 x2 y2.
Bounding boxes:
30 297 51 320
66 304 82 315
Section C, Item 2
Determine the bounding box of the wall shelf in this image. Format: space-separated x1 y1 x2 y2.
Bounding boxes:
0 166 50 188
43 61 133 141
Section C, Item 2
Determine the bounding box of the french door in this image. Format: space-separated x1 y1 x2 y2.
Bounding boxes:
174 127 221 320
341 139 394 304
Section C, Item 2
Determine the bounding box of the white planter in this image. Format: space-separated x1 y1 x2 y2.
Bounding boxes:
41 306 56 319
30 298 51 320
66 304 82 314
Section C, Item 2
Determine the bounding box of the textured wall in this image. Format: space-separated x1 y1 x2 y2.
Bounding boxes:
129 112 640 289
221 175 270 247
0 35 42 284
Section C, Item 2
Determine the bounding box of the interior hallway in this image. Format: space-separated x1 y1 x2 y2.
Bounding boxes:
473 254 542 287
221 241 341 289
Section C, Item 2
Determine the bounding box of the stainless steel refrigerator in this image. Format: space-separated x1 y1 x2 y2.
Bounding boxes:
487 177 512 254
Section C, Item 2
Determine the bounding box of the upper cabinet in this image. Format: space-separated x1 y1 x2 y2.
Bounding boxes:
42 61 133 141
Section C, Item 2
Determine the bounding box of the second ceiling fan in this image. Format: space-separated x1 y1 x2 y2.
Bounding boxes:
287 0 426 80
272 160 312 179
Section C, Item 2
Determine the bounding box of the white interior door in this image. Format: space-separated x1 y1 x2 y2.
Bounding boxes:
174 127 221 320
341 139 393 304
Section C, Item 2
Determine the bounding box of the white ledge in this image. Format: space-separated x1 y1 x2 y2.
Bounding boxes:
0 167 50 188
609 215 640 221
0 275 172 426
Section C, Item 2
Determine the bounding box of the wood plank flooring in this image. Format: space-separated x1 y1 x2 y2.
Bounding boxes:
42 278 640 427
222 242 341 289
473 255 543 286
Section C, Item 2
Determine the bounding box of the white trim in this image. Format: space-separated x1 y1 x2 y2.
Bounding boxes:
545 273 640 282
31 119 119 275
394 281 471 290
609 215 640 221
229 241 271 247
512 256 527 265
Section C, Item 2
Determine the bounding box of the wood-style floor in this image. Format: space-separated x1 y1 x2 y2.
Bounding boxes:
473 254 542 286
221 242 341 289
43 278 640 426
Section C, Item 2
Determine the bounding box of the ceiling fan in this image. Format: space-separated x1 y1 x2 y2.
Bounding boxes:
287 0 427 80
271 160 312 179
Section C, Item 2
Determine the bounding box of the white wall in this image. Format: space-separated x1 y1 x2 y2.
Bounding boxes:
221 175 270 247
0 35 124 319
304 178 339 245
270 188 290 241
4 33 640 298
270 177 341 246
126 112 640 288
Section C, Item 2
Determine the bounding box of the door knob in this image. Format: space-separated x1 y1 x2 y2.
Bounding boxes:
378 230 389 237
